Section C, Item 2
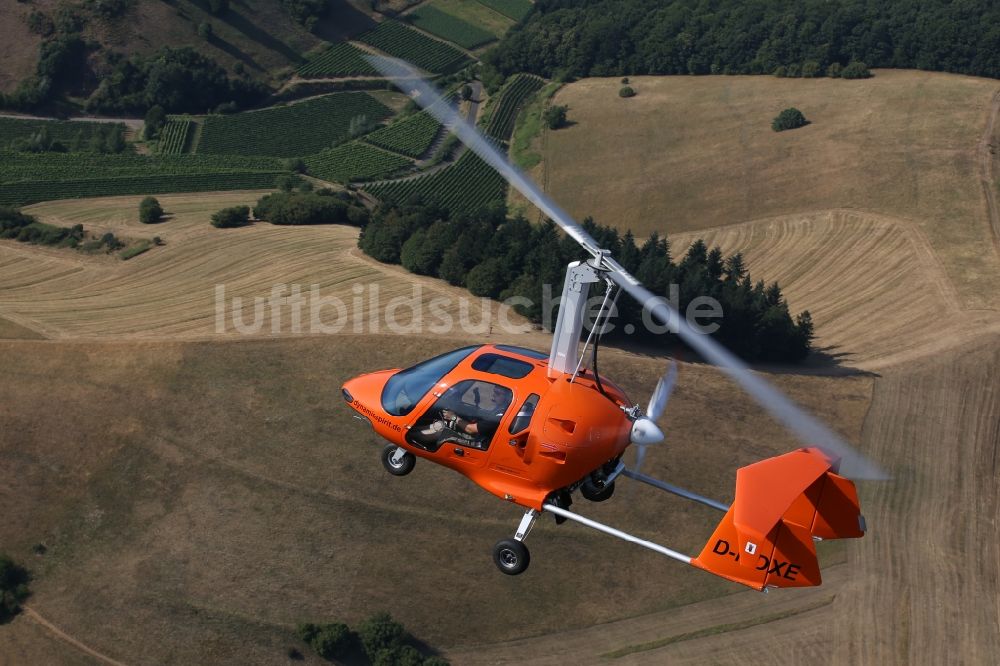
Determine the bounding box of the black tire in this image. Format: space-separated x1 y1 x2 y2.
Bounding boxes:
493 539 530 575
581 479 615 502
381 444 415 476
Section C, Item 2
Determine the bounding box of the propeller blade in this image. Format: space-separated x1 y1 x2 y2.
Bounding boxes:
633 443 648 478
647 360 678 421
365 56 886 480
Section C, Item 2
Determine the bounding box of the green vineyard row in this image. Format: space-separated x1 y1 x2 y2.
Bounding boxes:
197 93 393 158
304 142 412 183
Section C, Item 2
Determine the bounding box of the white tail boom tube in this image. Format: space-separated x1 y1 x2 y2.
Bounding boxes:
542 503 692 565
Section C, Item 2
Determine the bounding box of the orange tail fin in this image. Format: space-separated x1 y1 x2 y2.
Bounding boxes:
691 447 866 590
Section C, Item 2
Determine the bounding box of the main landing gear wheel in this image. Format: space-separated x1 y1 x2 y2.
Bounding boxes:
581 479 615 502
493 539 530 575
381 445 415 476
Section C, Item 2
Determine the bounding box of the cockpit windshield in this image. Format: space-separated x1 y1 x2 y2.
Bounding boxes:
381 346 477 416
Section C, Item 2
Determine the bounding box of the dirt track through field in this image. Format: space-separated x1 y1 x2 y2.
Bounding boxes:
22 607 128 666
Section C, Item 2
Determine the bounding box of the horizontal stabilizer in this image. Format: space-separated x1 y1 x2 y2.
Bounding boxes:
692 447 865 590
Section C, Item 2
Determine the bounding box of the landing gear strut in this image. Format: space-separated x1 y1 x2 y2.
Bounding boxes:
493 508 537 575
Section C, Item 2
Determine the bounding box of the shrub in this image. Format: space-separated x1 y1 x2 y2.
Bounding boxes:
297 622 353 660
771 107 808 132
841 61 872 79
276 174 304 192
0 554 30 624
357 612 406 660
120 240 152 260
543 104 567 129
460 84 473 101
26 10 55 36
801 60 821 78
139 196 163 224
197 22 213 40
618 85 636 98
372 645 423 666
621 76 629 84
253 191 367 226
86 0 133 20
826 62 843 78
282 0 328 30
144 105 166 139
210 205 251 228
101 232 124 251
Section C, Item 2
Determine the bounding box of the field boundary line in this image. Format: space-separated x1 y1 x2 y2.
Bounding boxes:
599 596 836 659
977 89 1000 255
0 308 54 339
22 606 129 666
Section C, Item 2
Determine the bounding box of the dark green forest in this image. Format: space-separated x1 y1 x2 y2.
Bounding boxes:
359 198 813 362
487 0 1000 80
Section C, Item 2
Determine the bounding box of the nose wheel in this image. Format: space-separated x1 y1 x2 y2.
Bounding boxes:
381 445 415 476
493 508 538 575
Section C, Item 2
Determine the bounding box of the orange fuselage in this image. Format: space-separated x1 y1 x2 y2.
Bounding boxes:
342 344 635 509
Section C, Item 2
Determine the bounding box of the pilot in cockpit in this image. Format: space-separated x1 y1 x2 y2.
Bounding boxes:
416 383 511 448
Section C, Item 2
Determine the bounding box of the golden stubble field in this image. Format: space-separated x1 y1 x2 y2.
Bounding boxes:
541 70 1000 313
0 192 539 343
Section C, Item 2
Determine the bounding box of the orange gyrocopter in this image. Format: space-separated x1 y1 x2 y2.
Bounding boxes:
342 57 880 589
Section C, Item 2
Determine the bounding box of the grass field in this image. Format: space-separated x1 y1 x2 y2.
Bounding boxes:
0 330 873 664
475 0 533 22
408 4 497 49
539 70 1000 311
429 0 517 40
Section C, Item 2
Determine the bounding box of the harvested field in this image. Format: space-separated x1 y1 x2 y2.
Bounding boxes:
541 71 1000 310
0 192 533 341
672 210 1000 370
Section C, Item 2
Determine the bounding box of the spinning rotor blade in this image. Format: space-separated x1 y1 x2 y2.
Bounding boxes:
366 56 886 480
647 360 678 421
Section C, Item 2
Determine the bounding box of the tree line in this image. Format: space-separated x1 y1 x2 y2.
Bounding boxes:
359 198 814 362
1 32 266 115
486 0 1000 80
